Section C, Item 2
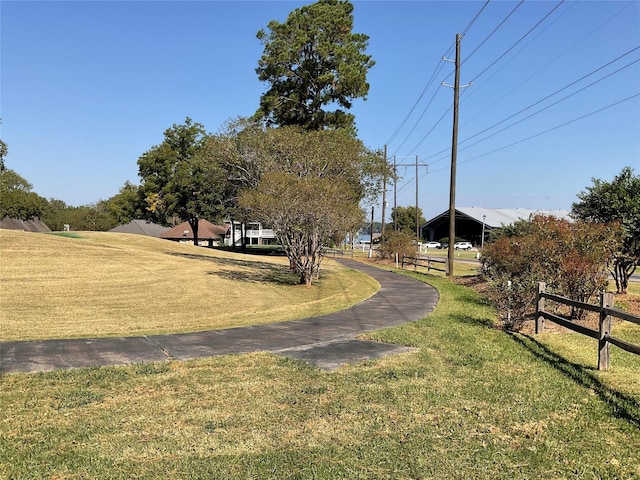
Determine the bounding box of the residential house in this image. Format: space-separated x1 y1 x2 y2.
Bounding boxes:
161 219 229 247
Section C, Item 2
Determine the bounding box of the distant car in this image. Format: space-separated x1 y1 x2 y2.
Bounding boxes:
424 241 441 249
454 241 473 250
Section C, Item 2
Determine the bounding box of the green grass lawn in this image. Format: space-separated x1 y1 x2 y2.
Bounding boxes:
2 270 638 479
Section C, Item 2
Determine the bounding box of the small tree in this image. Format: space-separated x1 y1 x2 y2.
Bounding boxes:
571 166 640 294
377 230 416 261
240 173 362 285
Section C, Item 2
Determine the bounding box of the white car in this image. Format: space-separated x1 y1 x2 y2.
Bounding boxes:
424 241 441 249
454 241 473 250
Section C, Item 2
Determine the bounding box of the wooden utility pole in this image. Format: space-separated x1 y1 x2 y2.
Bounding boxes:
415 156 419 241
443 33 470 277
381 144 387 239
393 155 397 231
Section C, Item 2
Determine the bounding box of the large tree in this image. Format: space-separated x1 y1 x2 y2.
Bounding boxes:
571 166 640 294
254 0 374 132
138 118 226 245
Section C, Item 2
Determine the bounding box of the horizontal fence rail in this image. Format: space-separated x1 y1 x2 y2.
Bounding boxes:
401 255 448 274
536 282 640 370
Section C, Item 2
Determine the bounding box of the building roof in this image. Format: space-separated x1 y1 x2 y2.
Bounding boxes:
0 217 51 233
160 219 229 240
424 207 572 229
108 219 169 237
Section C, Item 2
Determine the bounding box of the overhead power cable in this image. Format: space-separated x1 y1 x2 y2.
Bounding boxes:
469 0 565 84
463 0 524 64
427 92 640 175
422 47 640 164
385 1 491 148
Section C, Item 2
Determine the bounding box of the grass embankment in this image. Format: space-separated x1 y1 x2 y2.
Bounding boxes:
1 268 638 478
0 230 379 341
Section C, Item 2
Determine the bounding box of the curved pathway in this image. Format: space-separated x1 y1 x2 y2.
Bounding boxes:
0 260 439 373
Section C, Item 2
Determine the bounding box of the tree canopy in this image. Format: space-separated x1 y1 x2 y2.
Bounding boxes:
0 169 48 221
231 123 380 284
390 205 426 238
254 0 374 133
137 118 226 245
571 166 640 293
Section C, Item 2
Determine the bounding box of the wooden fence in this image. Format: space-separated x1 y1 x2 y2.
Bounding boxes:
401 255 448 274
536 282 640 370
322 248 345 258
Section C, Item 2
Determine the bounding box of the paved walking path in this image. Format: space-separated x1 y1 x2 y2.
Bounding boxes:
0 260 439 373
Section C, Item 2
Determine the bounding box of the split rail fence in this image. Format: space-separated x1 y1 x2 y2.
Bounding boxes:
401 255 448 274
536 282 640 370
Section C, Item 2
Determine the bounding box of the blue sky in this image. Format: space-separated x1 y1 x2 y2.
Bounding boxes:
2 0 639 221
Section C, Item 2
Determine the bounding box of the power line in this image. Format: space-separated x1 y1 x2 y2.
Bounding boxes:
422 47 640 165
469 0 566 84
427 92 640 174
463 0 525 64
385 1 492 149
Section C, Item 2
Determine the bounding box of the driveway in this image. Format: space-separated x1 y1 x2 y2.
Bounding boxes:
0 259 439 373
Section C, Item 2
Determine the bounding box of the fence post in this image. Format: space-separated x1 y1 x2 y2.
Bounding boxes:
598 291 614 371
536 282 546 334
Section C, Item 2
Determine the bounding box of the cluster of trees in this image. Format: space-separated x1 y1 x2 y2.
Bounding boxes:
2 0 384 286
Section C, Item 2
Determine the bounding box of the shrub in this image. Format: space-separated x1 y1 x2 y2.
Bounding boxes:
377 230 417 260
481 215 620 329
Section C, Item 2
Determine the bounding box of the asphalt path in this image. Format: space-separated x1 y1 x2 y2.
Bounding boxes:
0 260 439 373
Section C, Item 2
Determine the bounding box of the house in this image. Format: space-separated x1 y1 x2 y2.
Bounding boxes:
108 219 169 237
420 207 572 246
224 220 277 247
160 219 229 247
0 217 51 233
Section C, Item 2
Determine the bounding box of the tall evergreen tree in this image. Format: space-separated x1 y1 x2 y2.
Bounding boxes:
254 0 374 133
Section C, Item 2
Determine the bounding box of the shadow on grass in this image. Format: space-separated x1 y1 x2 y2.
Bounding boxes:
511 333 640 430
166 252 299 285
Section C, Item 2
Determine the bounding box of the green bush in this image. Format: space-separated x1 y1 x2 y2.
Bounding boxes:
481 215 621 330
377 230 417 260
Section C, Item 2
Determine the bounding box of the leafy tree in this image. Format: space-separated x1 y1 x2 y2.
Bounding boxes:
138 118 226 246
254 0 374 132
390 205 426 238
105 181 145 226
0 169 48 220
571 166 640 294
241 172 363 285
232 125 376 285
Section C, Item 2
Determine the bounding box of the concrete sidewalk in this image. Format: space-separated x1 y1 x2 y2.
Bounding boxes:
0 260 439 373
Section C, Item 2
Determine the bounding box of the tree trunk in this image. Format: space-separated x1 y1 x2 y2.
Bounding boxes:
189 218 199 247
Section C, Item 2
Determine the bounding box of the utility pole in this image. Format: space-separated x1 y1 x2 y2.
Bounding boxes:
393 155 397 231
381 144 387 240
415 156 419 241
443 33 470 277
369 205 374 258
393 156 428 239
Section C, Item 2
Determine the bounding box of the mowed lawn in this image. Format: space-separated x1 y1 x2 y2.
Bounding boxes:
0 230 379 341
1 230 639 478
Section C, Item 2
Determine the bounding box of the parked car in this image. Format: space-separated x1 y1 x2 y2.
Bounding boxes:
454 241 473 250
424 241 441 249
